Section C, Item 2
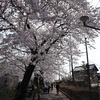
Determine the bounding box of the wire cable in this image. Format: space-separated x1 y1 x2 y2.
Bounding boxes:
95 0 100 8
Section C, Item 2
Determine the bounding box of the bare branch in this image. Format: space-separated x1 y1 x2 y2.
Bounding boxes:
0 27 14 31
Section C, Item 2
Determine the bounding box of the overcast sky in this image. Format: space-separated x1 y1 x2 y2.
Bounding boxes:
88 0 100 7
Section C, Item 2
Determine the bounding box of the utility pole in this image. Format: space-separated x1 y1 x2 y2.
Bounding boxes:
85 38 91 100
59 66 60 81
69 35 74 82
70 54 74 82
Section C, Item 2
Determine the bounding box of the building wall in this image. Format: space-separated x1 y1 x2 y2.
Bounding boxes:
74 69 98 82
0 74 19 88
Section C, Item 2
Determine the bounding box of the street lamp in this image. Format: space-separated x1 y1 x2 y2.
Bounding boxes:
80 16 100 30
80 16 89 23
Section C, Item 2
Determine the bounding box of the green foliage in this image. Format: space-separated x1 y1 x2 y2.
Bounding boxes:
61 77 89 87
55 80 62 83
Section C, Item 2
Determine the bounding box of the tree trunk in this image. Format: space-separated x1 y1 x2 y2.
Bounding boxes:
14 63 35 100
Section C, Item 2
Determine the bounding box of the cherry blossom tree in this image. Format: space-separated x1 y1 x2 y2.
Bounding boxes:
0 0 100 100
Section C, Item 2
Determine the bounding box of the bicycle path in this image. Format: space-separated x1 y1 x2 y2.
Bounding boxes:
40 88 70 100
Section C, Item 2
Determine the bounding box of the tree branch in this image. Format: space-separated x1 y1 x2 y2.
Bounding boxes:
10 0 22 10
0 15 18 32
45 33 66 54
0 27 14 31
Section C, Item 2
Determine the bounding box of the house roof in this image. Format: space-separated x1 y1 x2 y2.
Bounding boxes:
73 66 84 71
74 64 99 72
97 73 100 76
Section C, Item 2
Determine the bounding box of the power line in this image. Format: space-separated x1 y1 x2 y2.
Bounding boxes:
95 0 100 8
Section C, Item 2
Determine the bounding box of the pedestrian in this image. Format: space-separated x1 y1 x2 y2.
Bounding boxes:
56 83 60 95
51 83 53 90
32 84 37 100
47 82 50 93
43 82 48 93
16 81 21 90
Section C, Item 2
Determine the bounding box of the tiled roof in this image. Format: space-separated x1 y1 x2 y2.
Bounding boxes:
74 64 99 72
73 66 84 71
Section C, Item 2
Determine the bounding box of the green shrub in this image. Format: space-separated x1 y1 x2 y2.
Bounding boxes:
59 80 99 100
0 86 15 100
60 85 90 100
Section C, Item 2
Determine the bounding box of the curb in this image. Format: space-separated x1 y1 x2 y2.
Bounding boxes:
60 89 73 100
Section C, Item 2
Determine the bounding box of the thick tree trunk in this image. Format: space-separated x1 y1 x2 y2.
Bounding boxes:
14 63 35 100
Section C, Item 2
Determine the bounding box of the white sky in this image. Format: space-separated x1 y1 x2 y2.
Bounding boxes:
77 0 100 72
78 36 100 71
88 0 100 7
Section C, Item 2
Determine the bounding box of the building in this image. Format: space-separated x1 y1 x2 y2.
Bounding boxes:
73 64 99 81
97 73 100 80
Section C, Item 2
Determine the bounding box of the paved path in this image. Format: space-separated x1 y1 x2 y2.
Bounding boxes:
40 88 70 100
